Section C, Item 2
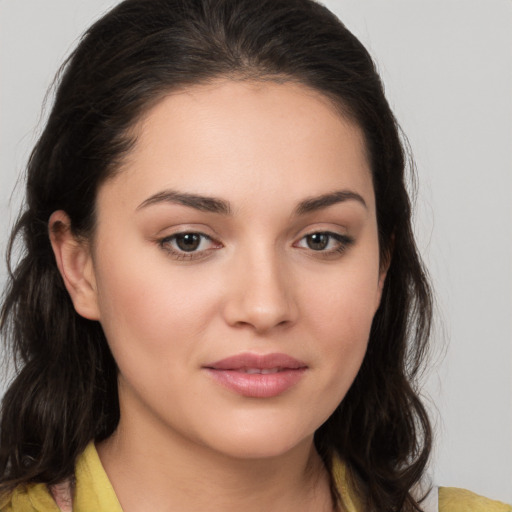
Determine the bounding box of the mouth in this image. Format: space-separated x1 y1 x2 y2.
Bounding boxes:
203 353 308 398
236 367 286 374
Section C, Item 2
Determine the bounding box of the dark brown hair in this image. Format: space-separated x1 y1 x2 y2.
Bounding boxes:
0 0 433 510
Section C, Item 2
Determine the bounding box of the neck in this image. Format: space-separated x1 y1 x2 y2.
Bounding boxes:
97 413 335 512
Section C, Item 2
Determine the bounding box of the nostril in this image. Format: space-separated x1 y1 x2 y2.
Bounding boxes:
221 257 298 331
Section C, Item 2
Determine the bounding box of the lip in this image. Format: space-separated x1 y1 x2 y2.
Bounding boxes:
203 353 308 398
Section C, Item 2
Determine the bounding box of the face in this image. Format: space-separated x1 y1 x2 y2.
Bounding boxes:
74 80 385 459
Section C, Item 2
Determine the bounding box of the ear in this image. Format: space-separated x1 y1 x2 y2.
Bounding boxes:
377 264 388 295
49 211 100 320
375 237 393 310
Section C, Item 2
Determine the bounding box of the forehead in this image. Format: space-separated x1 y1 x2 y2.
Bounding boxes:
100 79 374 214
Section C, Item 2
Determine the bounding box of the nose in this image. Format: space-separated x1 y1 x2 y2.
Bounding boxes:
222 246 298 334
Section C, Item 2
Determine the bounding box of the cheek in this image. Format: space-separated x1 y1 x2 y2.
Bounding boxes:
92 240 216 356
300 258 381 398
305 258 382 339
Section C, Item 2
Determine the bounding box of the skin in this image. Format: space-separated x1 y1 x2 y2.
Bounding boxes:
50 80 387 512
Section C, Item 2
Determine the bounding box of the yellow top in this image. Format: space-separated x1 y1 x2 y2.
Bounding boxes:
1 442 510 511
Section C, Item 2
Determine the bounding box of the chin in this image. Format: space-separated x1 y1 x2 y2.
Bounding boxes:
215 437 309 461
196 419 316 461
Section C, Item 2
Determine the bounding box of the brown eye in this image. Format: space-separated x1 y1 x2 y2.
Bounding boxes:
175 233 202 252
295 231 354 256
305 233 330 251
159 232 222 261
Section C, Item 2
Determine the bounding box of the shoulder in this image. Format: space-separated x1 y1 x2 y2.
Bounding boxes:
439 486 512 512
0 483 61 512
0 443 122 512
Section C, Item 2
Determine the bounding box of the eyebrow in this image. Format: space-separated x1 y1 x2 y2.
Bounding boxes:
295 190 367 215
136 188 366 216
137 190 232 215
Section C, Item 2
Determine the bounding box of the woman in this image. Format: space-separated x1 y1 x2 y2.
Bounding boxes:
0 0 509 511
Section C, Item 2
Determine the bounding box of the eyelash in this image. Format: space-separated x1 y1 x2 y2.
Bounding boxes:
158 230 354 261
158 232 220 261
294 231 354 257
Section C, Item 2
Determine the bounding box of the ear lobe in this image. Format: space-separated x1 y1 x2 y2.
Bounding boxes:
49 210 100 321
377 266 388 296
375 239 393 310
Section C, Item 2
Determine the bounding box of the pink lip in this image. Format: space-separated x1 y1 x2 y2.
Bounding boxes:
203 353 307 398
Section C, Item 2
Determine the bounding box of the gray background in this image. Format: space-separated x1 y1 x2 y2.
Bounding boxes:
1 0 511 503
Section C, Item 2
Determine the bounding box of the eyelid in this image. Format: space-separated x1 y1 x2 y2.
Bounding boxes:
154 225 354 261
157 230 223 261
153 221 221 239
293 230 355 256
